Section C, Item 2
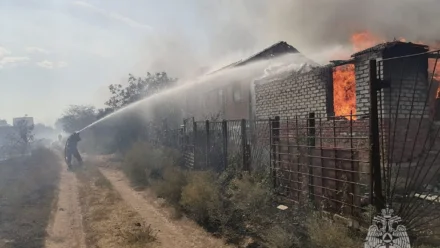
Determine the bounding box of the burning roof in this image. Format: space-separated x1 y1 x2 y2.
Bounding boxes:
351 41 429 57
206 41 317 76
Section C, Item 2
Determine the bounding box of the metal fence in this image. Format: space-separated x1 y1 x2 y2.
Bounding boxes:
269 113 370 218
150 113 371 220
179 118 266 172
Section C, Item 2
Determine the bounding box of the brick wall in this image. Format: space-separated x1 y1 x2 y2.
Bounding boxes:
352 44 432 164
381 54 430 119
353 44 430 119
354 51 383 116
254 66 333 119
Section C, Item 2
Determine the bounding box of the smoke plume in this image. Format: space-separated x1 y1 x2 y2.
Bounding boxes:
134 0 440 77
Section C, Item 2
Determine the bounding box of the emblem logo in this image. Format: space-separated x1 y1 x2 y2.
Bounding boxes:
365 206 410 248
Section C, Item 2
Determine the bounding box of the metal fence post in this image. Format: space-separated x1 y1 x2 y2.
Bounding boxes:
369 59 384 212
222 120 228 170
307 112 316 202
271 116 280 188
205 120 210 169
193 120 197 170
241 119 249 171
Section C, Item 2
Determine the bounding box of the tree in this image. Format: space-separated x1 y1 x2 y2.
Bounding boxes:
56 105 97 133
0 119 34 158
105 72 177 109
16 119 34 147
33 123 57 140
96 107 114 120
98 72 183 152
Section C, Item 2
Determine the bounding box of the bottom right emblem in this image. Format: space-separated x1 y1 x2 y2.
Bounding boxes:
364 206 411 248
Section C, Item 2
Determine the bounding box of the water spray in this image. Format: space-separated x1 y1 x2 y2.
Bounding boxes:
60 54 310 167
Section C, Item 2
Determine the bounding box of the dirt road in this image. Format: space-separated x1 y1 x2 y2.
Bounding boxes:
40 152 231 248
45 167 86 248
100 168 232 248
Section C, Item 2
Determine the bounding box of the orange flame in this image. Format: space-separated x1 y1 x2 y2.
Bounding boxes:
350 32 383 52
332 32 382 118
333 64 356 117
333 31 440 119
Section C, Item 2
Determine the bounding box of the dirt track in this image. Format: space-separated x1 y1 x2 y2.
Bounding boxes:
39 155 231 248
99 168 232 248
45 167 86 248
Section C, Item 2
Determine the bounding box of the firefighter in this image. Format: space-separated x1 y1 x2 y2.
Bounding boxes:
65 132 82 168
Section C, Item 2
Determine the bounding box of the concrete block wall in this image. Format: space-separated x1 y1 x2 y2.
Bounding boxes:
354 51 383 117
354 43 430 119
254 66 333 119
352 44 432 164
381 55 430 119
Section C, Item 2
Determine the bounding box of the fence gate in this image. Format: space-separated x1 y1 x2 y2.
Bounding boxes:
370 49 440 233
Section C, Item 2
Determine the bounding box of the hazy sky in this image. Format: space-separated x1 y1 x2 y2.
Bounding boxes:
1 0 438 125
0 0 213 125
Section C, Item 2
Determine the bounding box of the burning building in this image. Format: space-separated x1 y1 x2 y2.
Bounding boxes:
255 39 439 164
179 32 439 164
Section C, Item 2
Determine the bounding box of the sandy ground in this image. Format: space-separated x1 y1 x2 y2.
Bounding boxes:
41 153 232 248
99 168 233 248
45 167 86 248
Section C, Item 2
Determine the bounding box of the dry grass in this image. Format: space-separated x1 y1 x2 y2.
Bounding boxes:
307 213 363 248
123 142 180 187
121 144 440 247
179 171 221 224
117 223 157 245
151 165 187 205
76 163 157 248
0 147 60 248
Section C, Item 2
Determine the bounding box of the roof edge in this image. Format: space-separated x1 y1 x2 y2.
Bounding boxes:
351 41 429 57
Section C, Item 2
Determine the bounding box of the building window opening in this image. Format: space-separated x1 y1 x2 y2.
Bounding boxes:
333 64 356 119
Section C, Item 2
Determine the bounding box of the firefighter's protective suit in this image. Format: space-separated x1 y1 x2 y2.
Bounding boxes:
66 132 82 168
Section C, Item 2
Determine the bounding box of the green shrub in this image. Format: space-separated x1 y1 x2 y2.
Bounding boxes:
152 165 187 204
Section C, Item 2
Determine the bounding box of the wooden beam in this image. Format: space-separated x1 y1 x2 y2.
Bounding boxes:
330 59 355 67
428 54 440 59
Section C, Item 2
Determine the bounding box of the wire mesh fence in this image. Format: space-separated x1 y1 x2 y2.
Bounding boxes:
269 113 370 219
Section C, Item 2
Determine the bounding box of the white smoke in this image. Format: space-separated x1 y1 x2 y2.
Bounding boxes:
133 0 440 78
